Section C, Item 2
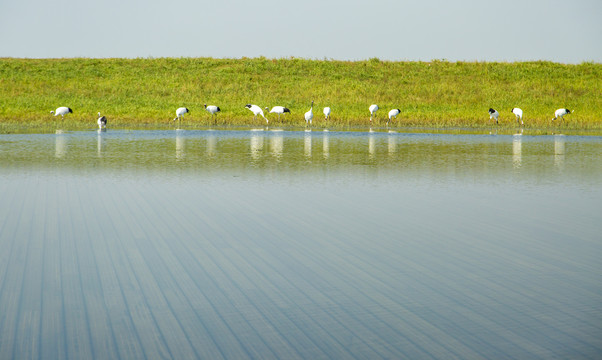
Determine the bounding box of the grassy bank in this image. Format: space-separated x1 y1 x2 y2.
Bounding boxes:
1 57 600 132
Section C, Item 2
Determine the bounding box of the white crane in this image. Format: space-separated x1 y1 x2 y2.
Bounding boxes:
265 106 290 121
245 104 268 124
97 112 107 129
511 108 524 125
305 101 314 125
204 104 221 122
323 107 331 121
553 108 572 123
173 107 189 123
50 106 73 118
387 109 401 126
369 104 379 123
488 108 499 124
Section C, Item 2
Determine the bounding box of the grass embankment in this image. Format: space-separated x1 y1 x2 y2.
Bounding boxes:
0 57 600 132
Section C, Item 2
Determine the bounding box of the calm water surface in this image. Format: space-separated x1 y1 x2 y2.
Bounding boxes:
1 129 601 359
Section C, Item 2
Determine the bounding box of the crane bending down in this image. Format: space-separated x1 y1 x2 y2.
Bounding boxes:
50 107 73 118
387 109 401 126
204 104 221 122
266 106 290 121
173 107 189 123
553 108 572 123
511 108 524 125
97 112 107 129
245 104 268 124
323 107 331 121
369 104 379 123
488 108 499 124
305 101 314 125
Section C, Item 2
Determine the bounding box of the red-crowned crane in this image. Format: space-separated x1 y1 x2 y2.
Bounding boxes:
553 108 572 123
323 107 331 121
511 108 524 125
204 104 220 122
387 109 400 126
245 104 268 124
173 107 189 123
369 104 379 123
97 112 107 129
305 101 314 125
266 106 290 121
50 106 73 118
488 108 499 124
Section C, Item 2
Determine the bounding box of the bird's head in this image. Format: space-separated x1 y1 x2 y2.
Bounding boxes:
204 104 207 108
245 104 252 109
265 107 269 110
98 112 101 116
566 109 571 113
68 108 73 113
488 108 495 114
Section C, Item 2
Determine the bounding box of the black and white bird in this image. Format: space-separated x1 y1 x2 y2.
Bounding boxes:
50 106 73 118
323 107 331 120
369 104 379 123
266 106 290 121
204 104 221 122
488 108 499 124
245 104 268 124
553 108 572 122
97 112 107 129
305 101 314 125
511 108 524 125
387 109 401 125
173 107 189 122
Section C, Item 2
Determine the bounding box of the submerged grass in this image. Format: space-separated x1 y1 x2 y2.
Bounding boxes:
0 57 600 133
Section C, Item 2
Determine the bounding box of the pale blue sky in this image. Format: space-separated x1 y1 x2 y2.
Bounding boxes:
1 0 600 62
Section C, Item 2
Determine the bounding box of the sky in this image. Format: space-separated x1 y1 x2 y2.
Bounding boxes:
1 0 600 63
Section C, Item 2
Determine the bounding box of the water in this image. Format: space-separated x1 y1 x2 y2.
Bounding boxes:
1 129 601 359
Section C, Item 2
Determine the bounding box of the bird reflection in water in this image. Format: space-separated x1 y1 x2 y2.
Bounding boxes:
512 131 522 169
270 132 283 161
176 130 185 160
250 130 264 161
55 131 66 158
554 134 566 170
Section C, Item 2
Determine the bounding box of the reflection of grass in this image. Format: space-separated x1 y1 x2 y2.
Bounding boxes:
1 57 600 132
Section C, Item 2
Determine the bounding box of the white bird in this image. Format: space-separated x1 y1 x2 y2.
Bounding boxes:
50 106 73 118
488 108 499 124
511 108 524 125
323 107 331 121
173 107 189 122
305 101 314 125
369 104 379 123
204 104 221 122
265 106 290 121
553 108 572 123
245 104 268 124
387 109 401 125
97 112 107 129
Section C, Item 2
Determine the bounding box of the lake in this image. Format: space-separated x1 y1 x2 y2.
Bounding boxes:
1 128 601 359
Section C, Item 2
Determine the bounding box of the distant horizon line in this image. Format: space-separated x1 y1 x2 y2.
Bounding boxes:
0 56 599 65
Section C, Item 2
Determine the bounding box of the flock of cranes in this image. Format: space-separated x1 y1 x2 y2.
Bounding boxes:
50 103 574 129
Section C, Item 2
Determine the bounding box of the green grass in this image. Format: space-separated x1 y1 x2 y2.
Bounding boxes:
0 57 600 132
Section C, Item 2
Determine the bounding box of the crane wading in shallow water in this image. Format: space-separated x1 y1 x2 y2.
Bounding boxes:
323 107 331 121
369 104 379 123
50 107 73 119
387 109 400 126
488 108 499 124
97 112 107 129
511 108 524 125
305 101 314 126
204 104 221 123
245 104 268 124
553 108 572 123
173 107 189 124
266 106 290 122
